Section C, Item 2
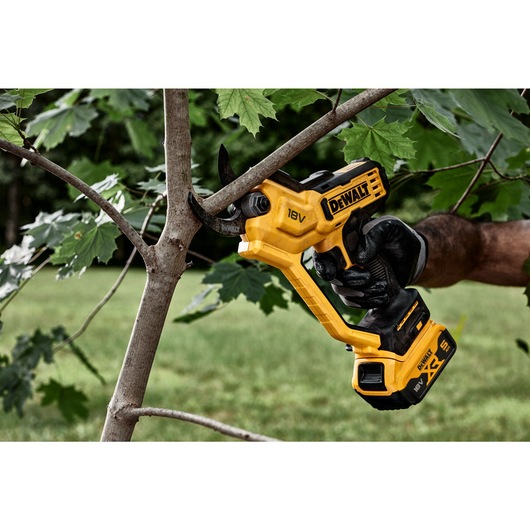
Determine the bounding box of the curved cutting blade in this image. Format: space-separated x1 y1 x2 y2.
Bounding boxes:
218 144 238 187
188 192 246 237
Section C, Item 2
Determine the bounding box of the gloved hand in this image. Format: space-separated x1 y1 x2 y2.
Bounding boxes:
313 215 427 309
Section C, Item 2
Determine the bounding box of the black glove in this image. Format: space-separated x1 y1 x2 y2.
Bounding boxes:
313 215 427 309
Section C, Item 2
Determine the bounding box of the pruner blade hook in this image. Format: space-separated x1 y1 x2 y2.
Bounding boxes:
188 193 246 237
218 144 238 187
188 145 248 237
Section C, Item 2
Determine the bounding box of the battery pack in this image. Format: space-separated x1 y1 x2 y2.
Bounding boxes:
352 290 457 410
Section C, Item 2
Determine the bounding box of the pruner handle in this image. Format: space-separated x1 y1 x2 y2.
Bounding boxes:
238 239 381 353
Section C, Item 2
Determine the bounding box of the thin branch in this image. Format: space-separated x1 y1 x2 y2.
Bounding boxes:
451 88 528 214
53 248 137 353
0 138 152 263
332 89 343 112
390 158 485 190
53 193 166 353
187 249 215 265
487 160 530 182
129 407 281 442
416 158 485 175
202 88 396 214
392 157 530 194
450 134 504 213
0 255 50 315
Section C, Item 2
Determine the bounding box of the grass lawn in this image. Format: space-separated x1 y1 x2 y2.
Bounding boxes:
1 266 529 441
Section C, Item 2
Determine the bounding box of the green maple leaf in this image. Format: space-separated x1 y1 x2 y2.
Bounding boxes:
22 210 80 248
259 284 289 315
8 89 51 109
267 89 327 110
0 113 24 145
66 157 123 201
411 89 458 136
0 237 35 302
51 218 120 277
125 118 158 158
0 93 20 110
338 119 416 172
90 89 151 114
12 329 55 368
38 379 89 422
26 104 98 149
475 180 524 220
427 169 477 215
0 364 33 416
451 89 530 142
215 89 277 136
202 262 271 303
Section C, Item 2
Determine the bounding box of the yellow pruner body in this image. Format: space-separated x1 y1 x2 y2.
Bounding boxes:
190 151 456 410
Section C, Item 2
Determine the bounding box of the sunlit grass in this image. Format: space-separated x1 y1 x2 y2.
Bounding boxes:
1 266 529 441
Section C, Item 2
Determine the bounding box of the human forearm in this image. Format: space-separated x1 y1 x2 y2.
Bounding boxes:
415 214 530 287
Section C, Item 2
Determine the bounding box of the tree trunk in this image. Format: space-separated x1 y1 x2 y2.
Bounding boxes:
100 248 192 440
100 89 199 441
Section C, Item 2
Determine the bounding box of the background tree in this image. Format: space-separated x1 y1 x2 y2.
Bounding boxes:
1 88 529 441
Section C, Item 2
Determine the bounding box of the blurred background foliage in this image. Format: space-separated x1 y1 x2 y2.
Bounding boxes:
4 88 527 267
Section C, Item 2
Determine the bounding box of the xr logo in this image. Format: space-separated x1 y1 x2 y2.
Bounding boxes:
421 355 444 384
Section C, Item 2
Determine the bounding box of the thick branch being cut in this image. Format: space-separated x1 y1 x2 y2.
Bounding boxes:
203 88 396 214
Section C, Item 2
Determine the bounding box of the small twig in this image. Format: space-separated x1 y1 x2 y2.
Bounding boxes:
451 88 528 214
487 160 530 182
187 249 215 265
28 247 48 264
129 407 281 442
53 249 137 353
450 134 504 213
418 158 485 175
392 156 530 194
332 89 343 112
390 158 484 191
0 256 51 315
53 194 165 353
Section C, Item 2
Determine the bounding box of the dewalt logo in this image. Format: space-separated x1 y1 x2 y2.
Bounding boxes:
418 351 444 384
417 350 433 371
321 181 370 219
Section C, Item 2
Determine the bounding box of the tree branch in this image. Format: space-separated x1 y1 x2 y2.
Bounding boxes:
450 88 528 214
202 88 396 214
450 133 505 214
0 255 51 316
390 158 484 190
129 407 280 442
0 138 152 263
158 89 199 241
53 193 166 354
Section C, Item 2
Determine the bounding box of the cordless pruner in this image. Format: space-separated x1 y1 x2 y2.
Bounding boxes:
189 146 456 410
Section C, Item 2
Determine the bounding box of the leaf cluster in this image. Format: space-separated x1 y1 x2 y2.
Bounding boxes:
0 325 100 421
197 89 530 225
175 252 363 325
